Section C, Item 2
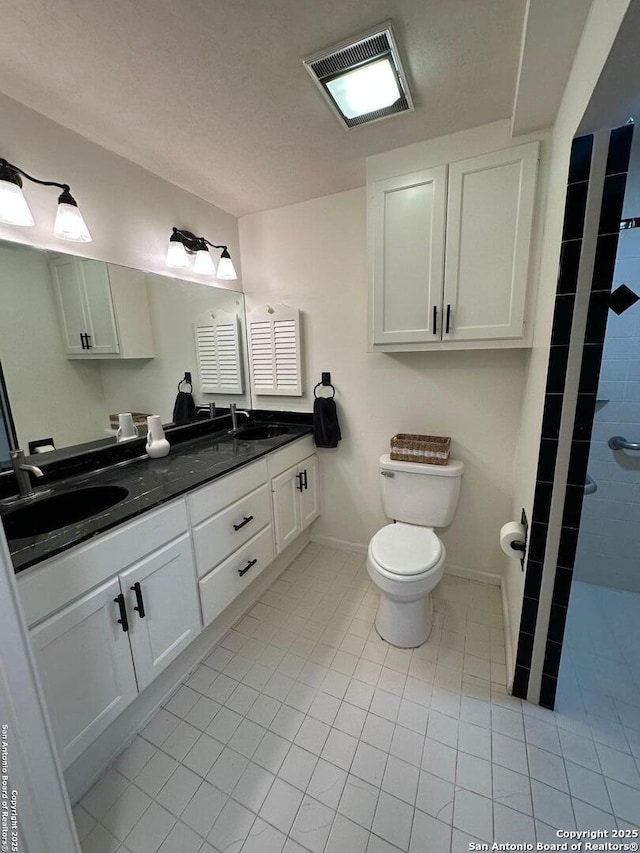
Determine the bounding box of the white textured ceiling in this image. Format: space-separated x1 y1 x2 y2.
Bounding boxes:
0 0 527 216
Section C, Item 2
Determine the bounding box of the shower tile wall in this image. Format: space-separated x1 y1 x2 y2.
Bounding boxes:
576 159 640 594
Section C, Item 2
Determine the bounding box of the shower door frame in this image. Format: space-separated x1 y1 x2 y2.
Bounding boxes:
512 123 635 707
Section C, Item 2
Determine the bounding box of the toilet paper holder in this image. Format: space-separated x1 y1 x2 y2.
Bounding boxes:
512 509 529 570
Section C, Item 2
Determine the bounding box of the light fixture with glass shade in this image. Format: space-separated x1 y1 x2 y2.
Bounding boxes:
0 157 91 241
303 21 413 129
165 227 237 281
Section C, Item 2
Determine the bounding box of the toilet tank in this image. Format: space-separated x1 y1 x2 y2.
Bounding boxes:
379 454 464 527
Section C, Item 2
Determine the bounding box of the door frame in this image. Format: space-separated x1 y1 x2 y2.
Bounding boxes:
512 123 634 707
0 524 81 851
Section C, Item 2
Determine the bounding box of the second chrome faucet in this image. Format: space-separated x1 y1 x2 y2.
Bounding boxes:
229 402 250 434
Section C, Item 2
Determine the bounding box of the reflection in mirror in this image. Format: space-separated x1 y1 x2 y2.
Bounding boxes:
0 362 17 467
0 239 250 469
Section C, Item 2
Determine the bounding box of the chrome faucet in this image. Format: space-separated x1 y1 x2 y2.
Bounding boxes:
10 449 44 498
229 403 250 434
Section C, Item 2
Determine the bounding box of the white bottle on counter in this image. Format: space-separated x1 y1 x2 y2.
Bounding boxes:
145 415 170 458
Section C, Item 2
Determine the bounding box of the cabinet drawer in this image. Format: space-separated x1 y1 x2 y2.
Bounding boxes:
18 498 189 628
267 435 315 479
199 524 275 627
187 459 268 526
193 484 272 577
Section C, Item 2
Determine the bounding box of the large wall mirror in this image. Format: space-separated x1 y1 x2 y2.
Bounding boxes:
0 239 251 470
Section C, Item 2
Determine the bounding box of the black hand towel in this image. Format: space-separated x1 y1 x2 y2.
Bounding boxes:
172 390 196 424
313 396 342 448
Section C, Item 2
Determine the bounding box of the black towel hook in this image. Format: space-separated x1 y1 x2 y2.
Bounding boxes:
314 371 336 398
178 371 192 392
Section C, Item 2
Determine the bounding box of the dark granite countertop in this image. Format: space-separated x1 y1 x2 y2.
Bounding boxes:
4 415 314 574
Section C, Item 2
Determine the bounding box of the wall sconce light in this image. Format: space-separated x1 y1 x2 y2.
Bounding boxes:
0 158 92 242
166 227 237 281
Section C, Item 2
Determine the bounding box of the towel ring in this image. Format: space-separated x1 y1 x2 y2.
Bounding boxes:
314 382 335 399
178 379 192 392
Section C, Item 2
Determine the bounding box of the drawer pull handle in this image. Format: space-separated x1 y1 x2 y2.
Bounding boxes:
114 593 129 632
432 305 438 335
296 472 304 492
445 304 451 334
302 469 308 490
233 515 254 531
131 582 146 619
238 558 258 577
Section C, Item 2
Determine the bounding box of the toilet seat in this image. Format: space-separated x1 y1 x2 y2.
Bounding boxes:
370 523 443 577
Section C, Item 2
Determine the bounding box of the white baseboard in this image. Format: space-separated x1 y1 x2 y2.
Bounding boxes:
500 577 514 694
444 562 502 586
65 531 310 804
309 534 368 556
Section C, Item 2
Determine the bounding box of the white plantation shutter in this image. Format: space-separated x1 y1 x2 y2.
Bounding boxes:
194 311 243 394
247 304 302 396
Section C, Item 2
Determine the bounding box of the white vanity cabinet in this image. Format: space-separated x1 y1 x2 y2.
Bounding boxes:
49 255 155 359
268 437 319 554
190 459 276 627
17 499 199 767
120 535 201 692
29 577 139 769
16 436 319 769
368 142 539 350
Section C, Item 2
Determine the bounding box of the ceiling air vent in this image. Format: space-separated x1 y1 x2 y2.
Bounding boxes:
303 22 414 129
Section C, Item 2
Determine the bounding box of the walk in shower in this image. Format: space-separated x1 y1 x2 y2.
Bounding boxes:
556 135 640 755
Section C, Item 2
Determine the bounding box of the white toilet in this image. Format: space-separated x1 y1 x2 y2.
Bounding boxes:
367 454 464 648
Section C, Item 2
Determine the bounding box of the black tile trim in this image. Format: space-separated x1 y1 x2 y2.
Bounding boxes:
584 291 612 345
573 394 597 441
606 124 633 176
552 567 573 609
569 135 594 184
523 560 544 600
539 674 558 709
515 631 535 668
592 234 619 292
520 595 539 636
546 346 570 395
547 606 568 645
543 641 563 681
557 240 582 295
557 526 579 570
512 665 530 699
562 484 585 530
532 480 553 526
536 440 559 485
550 295 576 346
598 173 627 235
562 181 589 241
578 344 604 395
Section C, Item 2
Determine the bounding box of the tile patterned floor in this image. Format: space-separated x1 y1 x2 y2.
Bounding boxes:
557 580 640 764
74 545 640 853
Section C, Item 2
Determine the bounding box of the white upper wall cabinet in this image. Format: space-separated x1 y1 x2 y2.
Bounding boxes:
371 166 447 345
50 256 155 359
368 141 540 351
443 143 539 342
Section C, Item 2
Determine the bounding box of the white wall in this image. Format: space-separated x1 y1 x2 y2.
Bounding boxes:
240 182 527 577
0 91 240 288
508 0 632 679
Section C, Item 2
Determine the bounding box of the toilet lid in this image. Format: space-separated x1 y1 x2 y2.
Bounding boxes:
370 524 443 576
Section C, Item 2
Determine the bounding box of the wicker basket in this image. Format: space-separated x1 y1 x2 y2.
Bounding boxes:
390 433 451 466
